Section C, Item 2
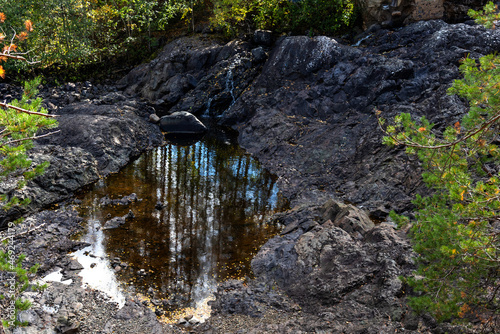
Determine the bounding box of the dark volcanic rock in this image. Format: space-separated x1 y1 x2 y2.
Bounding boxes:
443 0 489 23
252 203 413 316
221 21 500 214
117 37 264 117
99 193 139 207
39 97 163 175
253 29 273 46
159 111 207 134
0 93 162 229
102 210 135 230
113 22 500 332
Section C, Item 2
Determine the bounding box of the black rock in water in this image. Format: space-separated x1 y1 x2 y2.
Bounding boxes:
159 111 207 134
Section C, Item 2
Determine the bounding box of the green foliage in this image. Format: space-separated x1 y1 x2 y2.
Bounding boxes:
468 1 500 29
0 0 93 67
0 0 196 72
287 0 356 35
253 0 291 31
211 0 254 37
211 0 357 38
0 0 358 74
378 18 500 324
0 247 43 327
0 77 55 329
0 17 54 328
0 77 58 203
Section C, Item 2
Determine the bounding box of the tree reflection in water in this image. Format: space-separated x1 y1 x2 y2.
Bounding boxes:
76 130 286 313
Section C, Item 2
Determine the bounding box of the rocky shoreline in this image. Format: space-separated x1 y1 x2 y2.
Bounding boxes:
1 18 499 333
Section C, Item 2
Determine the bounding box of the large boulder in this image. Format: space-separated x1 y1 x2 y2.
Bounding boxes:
159 111 207 134
117 37 264 117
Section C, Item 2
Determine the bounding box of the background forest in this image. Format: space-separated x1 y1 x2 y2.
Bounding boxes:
0 0 358 80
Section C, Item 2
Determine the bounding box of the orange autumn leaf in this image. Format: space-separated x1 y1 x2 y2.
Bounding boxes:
418 127 426 132
0 65 5 79
24 20 33 32
3 44 17 53
17 31 28 41
454 121 460 134
0 13 6 23
0 56 7 62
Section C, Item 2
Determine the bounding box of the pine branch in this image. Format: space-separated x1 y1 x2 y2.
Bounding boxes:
378 110 500 150
0 130 60 147
0 102 58 118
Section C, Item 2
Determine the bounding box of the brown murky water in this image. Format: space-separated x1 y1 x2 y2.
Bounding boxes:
74 129 286 316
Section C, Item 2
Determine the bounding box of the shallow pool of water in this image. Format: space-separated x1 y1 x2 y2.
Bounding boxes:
73 128 286 319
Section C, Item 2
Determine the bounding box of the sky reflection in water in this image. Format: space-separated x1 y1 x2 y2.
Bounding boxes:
75 131 285 314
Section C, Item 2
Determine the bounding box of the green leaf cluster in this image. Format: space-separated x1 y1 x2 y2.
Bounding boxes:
1 77 58 209
0 78 55 328
468 1 500 29
0 247 46 328
378 5 500 324
0 23 55 324
211 0 357 38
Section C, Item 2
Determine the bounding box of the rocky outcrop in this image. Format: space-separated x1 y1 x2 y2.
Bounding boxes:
253 203 413 322
117 37 267 117
0 91 163 229
116 19 500 332
221 21 500 215
356 0 489 28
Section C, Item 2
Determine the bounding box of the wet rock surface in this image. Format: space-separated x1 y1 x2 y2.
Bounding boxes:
0 88 163 228
0 207 183 334
117 37 266 117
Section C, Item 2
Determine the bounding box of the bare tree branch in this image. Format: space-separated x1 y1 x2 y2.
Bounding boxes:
0 130 60 147
0 223 46 243
0 102 58 118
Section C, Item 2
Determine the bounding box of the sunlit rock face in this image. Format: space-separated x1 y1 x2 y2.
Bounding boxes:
356 0 415 28
356 0 489 28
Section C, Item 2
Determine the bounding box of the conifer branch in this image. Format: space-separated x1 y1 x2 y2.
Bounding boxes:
0 102 58 118
378 110 500 150
0 130 60 147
